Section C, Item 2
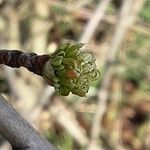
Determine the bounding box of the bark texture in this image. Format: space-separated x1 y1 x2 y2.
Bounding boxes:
0 50 50 76
0 94 56 150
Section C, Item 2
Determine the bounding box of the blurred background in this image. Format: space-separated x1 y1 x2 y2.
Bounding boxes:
0 0 149 150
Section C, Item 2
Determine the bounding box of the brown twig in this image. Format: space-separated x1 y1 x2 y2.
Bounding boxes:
0 50 50 76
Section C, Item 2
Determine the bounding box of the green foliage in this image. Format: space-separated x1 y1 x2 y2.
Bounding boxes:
140 0 150 22
46 131 74 150
125 33 150 92
43 42 100 96
51 5 68 16
107 3 116 14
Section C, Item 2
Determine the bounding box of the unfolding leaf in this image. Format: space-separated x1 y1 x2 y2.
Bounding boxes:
52 56 63 66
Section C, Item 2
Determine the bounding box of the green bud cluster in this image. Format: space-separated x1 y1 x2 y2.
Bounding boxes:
43 42 100 97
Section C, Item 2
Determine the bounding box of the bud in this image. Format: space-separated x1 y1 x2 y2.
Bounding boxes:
43 42 100 96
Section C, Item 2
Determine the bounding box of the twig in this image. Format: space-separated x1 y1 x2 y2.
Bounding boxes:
49 1 150 36
48 0 150 36
79 0 111 44
0 50 50 76
103 15 150 36
0 94 56 150
88 0 145 149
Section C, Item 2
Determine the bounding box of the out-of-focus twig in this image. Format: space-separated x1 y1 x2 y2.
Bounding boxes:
0 94 56 150
48 1 150 36
79 0 111 44
104 15 150 36
49 96 89 146
88 0 145 149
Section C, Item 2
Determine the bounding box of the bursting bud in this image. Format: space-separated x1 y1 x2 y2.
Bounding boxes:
43 42 100 96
